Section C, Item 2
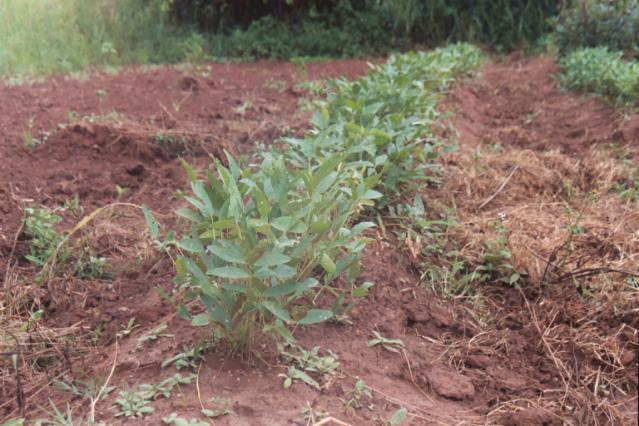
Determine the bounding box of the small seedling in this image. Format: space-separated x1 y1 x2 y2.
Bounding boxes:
201 396 234 419
136 324 173 350
54 378 114 401
161 344 206 370
388 407 408 425
163 413 209 426
138 373 195 400
367 331 405 353
34 400 75 426
116 318 139 339
95 89 107 115
23 117 46 149
300 402 329 423
340 378 373 411
278 343 339 389
115 185 128 201
23 205 66 267
114 387 154 418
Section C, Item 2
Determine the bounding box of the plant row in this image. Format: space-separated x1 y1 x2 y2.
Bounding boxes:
160 43 482 353
559 47 639 105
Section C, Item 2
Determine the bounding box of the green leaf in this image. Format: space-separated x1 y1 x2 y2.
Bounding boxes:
390 407 408 425
271 264 297 280
255 251 291 267
191 314 210 327
208 267 249 279
298 309 333 325
177 238 203 253
352 281 374 298
142 206 159 239
271 216 294 232
208 242 246 264
320 253 336 273
261 301 291 322
263 281 298 297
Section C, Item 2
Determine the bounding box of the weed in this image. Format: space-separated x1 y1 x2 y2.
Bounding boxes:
161 344 207 370
136 323 173 350
367 331 405 353
201 396 234 418
163 413 209 425
388 407 408 425
264 78 287 93
300 403 329 423
115 318 138 339
54 378 115 401
114 387 154 418
278 343 339 390
115 374 195 418
22 117 46 149
23 206 66 267
34 400 75 426
340 378 374 411
475 221 526 286
138 373 195 399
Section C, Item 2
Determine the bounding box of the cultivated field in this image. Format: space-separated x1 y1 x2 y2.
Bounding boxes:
1 49 637 425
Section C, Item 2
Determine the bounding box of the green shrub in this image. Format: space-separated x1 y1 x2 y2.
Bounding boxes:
559 47 639 104
555 0 639 59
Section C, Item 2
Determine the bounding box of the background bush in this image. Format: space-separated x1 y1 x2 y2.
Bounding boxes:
554 0 639 59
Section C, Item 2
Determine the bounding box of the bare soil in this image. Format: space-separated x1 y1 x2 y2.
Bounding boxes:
1 55 637 425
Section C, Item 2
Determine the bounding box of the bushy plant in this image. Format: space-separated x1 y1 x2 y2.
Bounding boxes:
555 0 639 59
559 47 639 104
173 154 378 353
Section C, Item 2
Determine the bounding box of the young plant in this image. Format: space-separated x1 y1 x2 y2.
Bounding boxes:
367 331 405 353
23 205 67 267
171 152 379 354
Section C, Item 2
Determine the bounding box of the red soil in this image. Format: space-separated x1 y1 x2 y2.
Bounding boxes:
1 55 637 425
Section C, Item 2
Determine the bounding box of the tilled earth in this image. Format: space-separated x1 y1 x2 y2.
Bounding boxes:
1 55 637 425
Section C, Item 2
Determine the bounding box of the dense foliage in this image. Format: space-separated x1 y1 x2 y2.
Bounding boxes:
559 47 639 104
172 0 558 56
165 44 482 353
555 0 639 59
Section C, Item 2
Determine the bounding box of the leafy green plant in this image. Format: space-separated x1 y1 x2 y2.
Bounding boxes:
23 205 67 267
279 343 340 389
115 374 195 418
114 387 154 418
340 378 373 411
559 47 639 105
170 152 378 354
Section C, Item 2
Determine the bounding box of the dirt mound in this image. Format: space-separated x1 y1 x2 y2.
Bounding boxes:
447 54 639 158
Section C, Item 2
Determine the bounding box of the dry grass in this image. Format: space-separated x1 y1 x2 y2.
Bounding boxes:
422 141 638 424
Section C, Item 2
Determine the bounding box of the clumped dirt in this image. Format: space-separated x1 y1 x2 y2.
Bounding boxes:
1 55 637 425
